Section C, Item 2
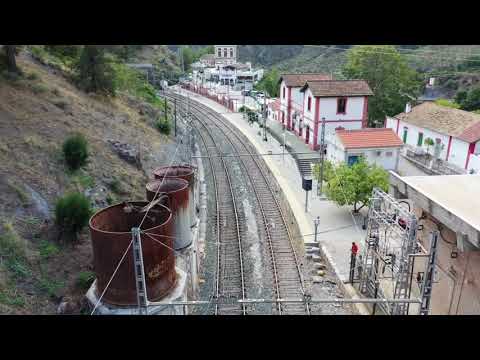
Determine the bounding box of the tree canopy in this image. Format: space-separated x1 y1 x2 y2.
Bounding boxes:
342 45 421 127
325 157 389 212
455 86 480 112
76 46 116 95
254 67 280 97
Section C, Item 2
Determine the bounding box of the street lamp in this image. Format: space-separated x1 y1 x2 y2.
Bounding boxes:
314 216 320 243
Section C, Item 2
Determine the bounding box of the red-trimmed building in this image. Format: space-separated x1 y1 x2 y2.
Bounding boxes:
298 80 373 150
385 102 480 174
278 73 332 133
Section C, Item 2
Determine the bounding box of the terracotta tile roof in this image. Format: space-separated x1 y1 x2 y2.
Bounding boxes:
268 98 281 112
279 73 332 88
336 128 404 149
301 80 373 97
393 102 480 142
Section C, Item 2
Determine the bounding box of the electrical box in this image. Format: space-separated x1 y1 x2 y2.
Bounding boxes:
302 176 312 191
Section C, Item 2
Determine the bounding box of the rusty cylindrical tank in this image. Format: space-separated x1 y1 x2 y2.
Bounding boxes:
146 178 191 250
89 201 176 306
153 165 195 227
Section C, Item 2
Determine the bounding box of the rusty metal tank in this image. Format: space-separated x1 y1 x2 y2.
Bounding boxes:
146 178 191 250
89 201 176 306
153 165 195 226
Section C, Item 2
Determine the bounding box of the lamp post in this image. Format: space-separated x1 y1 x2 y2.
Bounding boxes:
314 216 320 243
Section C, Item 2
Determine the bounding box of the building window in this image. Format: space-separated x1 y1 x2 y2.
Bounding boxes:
417 132 424 146
217 48 222 57
230 48 233 58
307 96 312 111
386 151 393 157
337 97 347 114
403 127 408 143
283 87 286 99
224 48 227 57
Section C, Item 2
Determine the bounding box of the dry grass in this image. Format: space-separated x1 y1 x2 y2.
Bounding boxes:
0 52 175 314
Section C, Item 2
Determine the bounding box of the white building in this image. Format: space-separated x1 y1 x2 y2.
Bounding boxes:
278 73 332 135
329 128 404 170
214 45 237 65
298 79 372 150
384 102 480 174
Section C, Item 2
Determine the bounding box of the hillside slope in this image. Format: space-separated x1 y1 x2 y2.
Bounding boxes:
0 51 178 314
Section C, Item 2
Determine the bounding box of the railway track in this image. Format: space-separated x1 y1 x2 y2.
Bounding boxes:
166 89 310 315
175 98 246 315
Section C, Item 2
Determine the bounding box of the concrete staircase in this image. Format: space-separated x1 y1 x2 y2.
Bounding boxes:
296 157 321 178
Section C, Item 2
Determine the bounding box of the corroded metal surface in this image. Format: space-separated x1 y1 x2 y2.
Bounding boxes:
146 178 191 250
89 201 176 306
153 165 195 225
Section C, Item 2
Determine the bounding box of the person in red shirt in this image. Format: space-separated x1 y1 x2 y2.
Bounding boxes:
351 242 359 256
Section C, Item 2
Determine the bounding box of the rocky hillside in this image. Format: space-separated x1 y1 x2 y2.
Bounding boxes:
0 50 179 314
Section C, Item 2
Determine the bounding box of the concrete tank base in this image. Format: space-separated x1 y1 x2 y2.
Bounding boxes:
87 267 188 315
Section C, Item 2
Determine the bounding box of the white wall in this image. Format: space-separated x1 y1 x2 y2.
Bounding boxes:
319 96 365 120
385 116 471 170
327 135 401 171
468 154 480 174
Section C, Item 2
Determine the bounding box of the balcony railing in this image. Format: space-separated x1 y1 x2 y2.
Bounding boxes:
402 145 466 175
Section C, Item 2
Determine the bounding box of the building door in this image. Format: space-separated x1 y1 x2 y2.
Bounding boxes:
403 127 408 143
305 125 310 144
348 155 360 166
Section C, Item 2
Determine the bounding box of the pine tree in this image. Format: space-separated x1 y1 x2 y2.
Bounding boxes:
77 45 116 95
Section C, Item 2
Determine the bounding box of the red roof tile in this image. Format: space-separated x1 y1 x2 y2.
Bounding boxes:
336 128 404 149
279 73 332 87
301 80 373 97
268 98 281 112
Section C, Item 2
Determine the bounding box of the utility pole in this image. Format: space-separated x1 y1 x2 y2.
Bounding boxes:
317 117 326 196
164 96 168 122
263 95 267 142
174 98 177 137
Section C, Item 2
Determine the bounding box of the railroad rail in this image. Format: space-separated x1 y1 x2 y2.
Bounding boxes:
167 89 310 315
171 95 246 315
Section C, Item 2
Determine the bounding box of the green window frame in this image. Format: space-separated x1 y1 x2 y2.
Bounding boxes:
417 132 424 146
402 127 408 143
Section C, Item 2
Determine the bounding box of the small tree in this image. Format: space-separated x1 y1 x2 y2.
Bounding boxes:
63 134 89 171
424 137 434 155
55 192 92 242
325 158 389 213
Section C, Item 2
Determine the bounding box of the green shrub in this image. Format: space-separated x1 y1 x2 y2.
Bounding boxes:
55 192 92 241
0 222 26 262
26 72 39 81
156 118 171 135
62 134 89 170
108 178 123 194
435 98 460 109
31 83 48 94
38 240 60 260
76 271 95 290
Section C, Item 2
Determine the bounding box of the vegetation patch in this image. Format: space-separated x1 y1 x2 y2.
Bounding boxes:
63 133 89 171
76 271 95 290
7 181 30 206
31 83 49 94
55 192 92 242
156 117 171 135
38 240 60 260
